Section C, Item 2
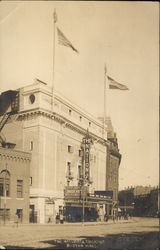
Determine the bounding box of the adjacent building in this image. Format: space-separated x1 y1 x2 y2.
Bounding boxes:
0 147 31 224
118 186 159 217
0 79 121 223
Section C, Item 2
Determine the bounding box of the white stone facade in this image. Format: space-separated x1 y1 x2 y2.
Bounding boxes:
2 80 113 223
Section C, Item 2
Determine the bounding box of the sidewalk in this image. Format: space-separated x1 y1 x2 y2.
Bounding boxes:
62 218 136 226
0 218 137 227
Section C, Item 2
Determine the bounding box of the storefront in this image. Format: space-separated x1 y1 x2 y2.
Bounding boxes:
64 186 113 222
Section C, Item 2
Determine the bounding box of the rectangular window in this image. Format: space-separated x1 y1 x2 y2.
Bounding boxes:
67 162 71 176
0 177 10 197
68 145 73 153
68 145 71 153
66 162 74 182
29 177 32 186
30 141 33 151
0 209 10 220
0 178 3 196
78 149 82 157
6 183 10 197
78 165 82 178
17 180 23 198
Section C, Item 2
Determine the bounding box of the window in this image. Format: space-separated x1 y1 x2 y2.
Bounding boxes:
17 180 23 198
68 145 71 153
69 109 72 115
29 94 35 104
30 141 33 151
66 162 73 184
78 165 82 179
0 180 3 196
79 116 82 121
29 177 32 186
78 149 82 157
67 162 71 176
89 122 91 127
68 145 73 153
0 170 10 197
0 209 10 221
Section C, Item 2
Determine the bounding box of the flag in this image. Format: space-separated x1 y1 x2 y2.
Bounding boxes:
57 27 79 53
107 76 129 90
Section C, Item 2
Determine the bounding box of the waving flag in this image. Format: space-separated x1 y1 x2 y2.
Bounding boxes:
107 76 129 90
57 27 79 54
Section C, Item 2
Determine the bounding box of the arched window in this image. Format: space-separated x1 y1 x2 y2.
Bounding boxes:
0 170 10 197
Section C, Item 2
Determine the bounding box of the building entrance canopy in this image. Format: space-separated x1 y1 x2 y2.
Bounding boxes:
64 186 113 208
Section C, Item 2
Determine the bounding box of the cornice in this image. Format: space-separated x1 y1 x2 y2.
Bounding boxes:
54 93 104 128
18 109 109 146
21 85 104 129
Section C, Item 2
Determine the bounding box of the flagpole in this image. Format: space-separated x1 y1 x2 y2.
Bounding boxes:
52 9 57 112
103 64 107 139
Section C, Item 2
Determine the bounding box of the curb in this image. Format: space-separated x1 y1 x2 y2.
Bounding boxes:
0 219 136 227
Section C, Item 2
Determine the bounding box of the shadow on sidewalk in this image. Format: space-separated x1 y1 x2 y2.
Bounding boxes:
38 231 159 250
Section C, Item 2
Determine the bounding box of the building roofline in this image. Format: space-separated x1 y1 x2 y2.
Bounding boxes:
19 81 105 128
54 90 103 128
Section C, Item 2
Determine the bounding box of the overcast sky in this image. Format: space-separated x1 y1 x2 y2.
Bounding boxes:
0 1 159 189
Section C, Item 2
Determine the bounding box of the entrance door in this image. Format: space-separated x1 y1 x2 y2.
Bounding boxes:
16 209 23 223
29 205 37 223
45 202 55 223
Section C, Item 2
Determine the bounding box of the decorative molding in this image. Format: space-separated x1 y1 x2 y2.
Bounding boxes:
0 147 31 162
18 109 109 146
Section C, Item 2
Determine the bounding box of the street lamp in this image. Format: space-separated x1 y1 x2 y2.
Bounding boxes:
81 142 85 225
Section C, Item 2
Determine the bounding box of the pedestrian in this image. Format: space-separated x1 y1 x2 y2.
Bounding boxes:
14 213 18 227
56 213 59 224
60 213 64 224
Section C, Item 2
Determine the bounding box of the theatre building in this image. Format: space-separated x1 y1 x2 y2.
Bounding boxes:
0 79 121 223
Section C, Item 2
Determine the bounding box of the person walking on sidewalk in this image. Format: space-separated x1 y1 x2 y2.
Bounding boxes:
56 213 60 224
60 213 64 224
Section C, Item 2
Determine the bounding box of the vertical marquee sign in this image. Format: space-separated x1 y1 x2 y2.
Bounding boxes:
81 130 93 185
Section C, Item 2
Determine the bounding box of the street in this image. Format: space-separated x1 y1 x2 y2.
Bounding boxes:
0 218 159 249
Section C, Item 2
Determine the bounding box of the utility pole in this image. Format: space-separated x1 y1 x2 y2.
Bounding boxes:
82 186 85 224
52 9 57 111
81 140 85 225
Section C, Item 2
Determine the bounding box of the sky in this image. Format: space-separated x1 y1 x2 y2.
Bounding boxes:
0 1 159 189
